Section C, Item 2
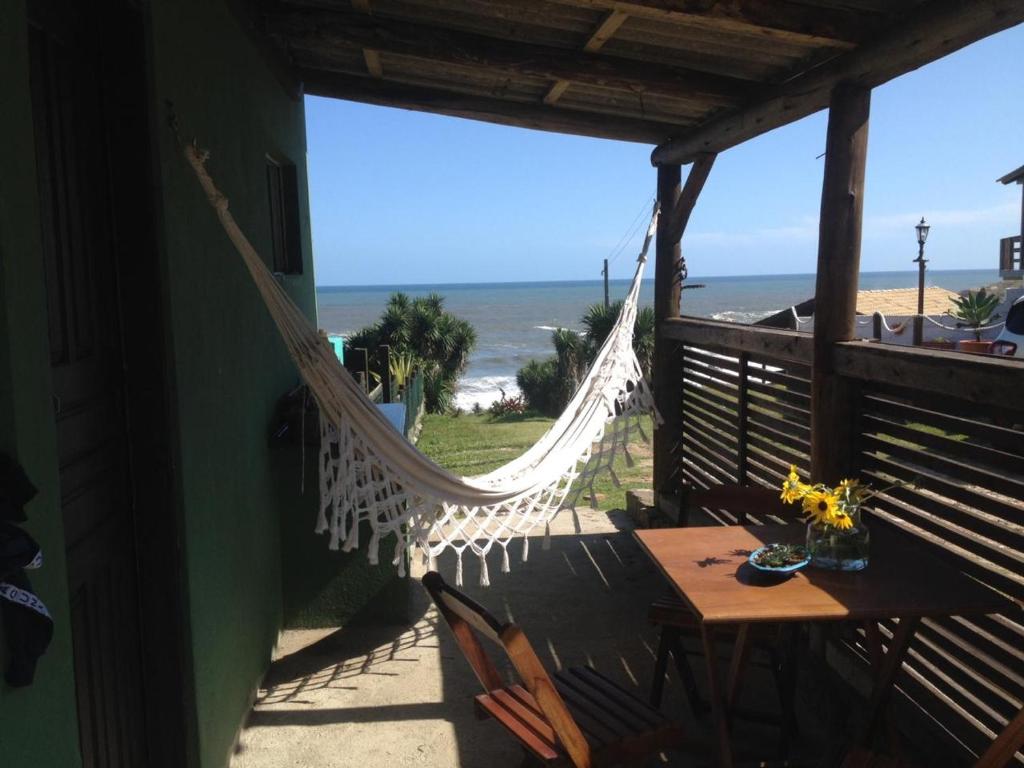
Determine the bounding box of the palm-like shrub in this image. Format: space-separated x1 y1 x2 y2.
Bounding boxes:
351 292 476 413
516 300 655 416
516 358 562 417
948 289 1001 341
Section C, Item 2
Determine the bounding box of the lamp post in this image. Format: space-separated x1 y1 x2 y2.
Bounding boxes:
913 217 930 345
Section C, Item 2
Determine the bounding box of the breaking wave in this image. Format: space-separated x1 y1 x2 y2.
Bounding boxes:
454 375 520 411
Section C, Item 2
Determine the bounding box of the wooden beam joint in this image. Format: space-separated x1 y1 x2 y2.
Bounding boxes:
651 0 1024 165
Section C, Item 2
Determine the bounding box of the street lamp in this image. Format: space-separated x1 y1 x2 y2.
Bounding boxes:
913 217 930 345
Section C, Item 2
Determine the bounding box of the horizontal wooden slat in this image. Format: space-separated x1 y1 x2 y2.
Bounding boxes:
665 317 813 362
836 340 1024 413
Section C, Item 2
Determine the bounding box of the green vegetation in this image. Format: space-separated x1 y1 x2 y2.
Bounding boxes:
348 292 476 413
948 288 1001 341
516 300 655 417
418 412 654 511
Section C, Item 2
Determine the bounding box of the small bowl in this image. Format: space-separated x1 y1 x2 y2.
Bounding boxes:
748 544 810 574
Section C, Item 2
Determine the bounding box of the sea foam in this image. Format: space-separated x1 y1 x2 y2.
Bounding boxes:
454 375 520 411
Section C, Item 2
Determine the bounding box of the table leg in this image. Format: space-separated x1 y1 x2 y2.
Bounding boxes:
700 624 734 768
862 620 883 680
776 624 800 758
725 622 751 715
857 615 920 747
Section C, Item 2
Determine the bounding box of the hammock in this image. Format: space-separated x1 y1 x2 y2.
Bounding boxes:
183 144 660 585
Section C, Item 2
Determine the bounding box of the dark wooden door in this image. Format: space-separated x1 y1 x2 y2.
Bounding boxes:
29 8 149 767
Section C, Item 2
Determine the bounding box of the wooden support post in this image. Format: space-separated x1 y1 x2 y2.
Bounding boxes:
811 83 870 484
653 164 683 514
653 155 715 514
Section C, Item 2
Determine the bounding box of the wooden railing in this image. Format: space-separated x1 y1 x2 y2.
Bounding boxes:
1001 235 1022 274
664 316 1024 763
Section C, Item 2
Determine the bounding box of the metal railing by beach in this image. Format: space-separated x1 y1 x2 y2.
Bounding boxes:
398 369 425 442
664 316 1024 764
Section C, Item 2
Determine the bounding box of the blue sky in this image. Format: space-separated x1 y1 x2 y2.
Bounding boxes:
305 24 1024 287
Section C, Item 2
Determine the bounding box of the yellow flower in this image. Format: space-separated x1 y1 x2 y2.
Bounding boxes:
802 488 839 524
830 510 855 530
780 465 810 504
837 478 860 493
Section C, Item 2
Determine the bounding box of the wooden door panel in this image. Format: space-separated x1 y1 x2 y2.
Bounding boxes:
29 6 149 766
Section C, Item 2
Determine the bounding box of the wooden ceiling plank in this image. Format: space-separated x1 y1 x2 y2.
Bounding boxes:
543 80 572 105
350 0 380 78
298 68 687 143
546 0 872 47
363 48 384 77
269 7 752 107
583 8 629 51
652 0 1024 165
547 9 628 106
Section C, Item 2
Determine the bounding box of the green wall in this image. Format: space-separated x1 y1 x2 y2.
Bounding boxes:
146 1 317 765
0 2 86 766
0 0 403 762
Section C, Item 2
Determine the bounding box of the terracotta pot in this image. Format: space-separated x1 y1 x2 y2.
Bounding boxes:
957 339 994 354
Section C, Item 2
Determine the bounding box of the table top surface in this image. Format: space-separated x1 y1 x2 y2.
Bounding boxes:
634 524 1017 625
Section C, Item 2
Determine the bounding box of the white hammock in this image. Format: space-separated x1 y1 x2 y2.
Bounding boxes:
183 144 660 585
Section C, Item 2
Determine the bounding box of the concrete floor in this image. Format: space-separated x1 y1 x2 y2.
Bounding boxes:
231 509 833 768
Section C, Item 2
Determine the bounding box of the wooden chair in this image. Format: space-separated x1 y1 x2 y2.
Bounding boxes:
974 704 1024 768
422 570 686 767
648 484 798 746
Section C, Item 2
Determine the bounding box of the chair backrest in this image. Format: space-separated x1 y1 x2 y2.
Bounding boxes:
683 482 791 525
422 571 592 768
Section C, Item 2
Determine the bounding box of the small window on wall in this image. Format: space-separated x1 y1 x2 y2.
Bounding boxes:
266 155 302 275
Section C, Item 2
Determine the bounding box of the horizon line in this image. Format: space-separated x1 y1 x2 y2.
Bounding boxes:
314 266 997 291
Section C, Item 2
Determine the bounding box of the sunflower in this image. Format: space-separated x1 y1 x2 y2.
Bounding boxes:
802 488 839 525
829 510 855 530
780 465 810 504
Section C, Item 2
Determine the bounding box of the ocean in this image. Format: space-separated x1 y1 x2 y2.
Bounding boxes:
316 268 998 409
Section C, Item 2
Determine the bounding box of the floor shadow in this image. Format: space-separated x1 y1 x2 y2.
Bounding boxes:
257 592 435 705
233 516 839 767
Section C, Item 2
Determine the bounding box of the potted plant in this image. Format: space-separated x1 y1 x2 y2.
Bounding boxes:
948 289 1000 353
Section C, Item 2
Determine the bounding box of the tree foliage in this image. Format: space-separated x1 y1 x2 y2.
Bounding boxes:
516 300 655 417
350 292 476 413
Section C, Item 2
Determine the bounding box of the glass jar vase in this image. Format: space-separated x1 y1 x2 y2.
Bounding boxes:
806 508 870 571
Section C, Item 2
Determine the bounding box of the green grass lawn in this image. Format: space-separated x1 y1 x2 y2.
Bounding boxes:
417 412 654 511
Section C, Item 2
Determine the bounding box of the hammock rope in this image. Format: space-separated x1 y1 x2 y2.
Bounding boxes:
182 144 660 585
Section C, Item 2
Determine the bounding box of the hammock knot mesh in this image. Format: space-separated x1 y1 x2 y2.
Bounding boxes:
184 143 661 586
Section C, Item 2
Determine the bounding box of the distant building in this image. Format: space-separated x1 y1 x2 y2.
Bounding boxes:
998 163 1024 279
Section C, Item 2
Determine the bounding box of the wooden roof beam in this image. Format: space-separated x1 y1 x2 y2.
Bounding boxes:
349 0 384 78
298 69 688 144
270 8 752 108
651 0 1024 166
547 0 872 48
545 9 629 106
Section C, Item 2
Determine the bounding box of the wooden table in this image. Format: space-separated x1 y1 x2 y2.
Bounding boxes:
634 523 1018 768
